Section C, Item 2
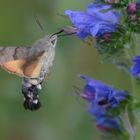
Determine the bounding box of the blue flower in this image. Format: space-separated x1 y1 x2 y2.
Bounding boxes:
96 116 123 133
80 75 128 109
131 56 140 79
65 3 120 39
80 74 111 101
87 102 107 117
79 75 129 137
81 84 95 100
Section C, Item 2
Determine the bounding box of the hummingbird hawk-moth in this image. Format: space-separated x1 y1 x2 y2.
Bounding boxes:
0 26 76 111
0 33 58 111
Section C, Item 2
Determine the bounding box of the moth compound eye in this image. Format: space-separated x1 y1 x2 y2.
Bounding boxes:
50 35 57 46
51 39 56 45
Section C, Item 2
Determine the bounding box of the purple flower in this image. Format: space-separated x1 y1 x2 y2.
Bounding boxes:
131 56 140 79
81 84 95 100
127 3 137 14
80 75 128 109
65 3 120 39
79 75 129 137
126 2 140 33
95 116 129 139
96 116 123 133
127 1 140 23
88 102 107 117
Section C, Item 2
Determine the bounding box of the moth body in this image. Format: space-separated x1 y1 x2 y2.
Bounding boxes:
22 34 57 110
23 34 57 86
0 34 57 111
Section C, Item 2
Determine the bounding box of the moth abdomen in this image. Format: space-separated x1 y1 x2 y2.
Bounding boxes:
22 85 41 111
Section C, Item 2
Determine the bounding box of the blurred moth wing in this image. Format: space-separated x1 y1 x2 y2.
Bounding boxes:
22 51 46 78
3 59 26 77
0 46 45 78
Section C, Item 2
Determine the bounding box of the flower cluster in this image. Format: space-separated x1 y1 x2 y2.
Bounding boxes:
65 1 140 56
79 75 130 137
64 0 140 139
100 0 129 7
65 3 120 40
65 2 127 55
126 1 140 32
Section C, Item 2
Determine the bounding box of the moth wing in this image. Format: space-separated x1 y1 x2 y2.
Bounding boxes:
3 59 27 77
23 55 44 78
4 58 43 78
0 47 29 77
0 47 45 78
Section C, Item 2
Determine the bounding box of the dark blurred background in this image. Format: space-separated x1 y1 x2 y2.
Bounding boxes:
0 0 133 140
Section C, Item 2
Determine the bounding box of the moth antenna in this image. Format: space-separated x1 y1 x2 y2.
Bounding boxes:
34 14 45 33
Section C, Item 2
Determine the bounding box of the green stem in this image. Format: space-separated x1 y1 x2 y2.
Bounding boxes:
124 107 136 140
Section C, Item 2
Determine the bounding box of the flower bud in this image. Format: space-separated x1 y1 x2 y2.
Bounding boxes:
100 0 129 7
126 3 140 32
127 3 137 14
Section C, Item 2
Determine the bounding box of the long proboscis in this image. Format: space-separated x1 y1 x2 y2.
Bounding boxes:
51 27 77 38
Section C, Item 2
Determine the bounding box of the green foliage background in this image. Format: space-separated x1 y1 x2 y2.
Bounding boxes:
0 0 135 140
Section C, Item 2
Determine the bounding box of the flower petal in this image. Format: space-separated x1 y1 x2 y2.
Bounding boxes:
131 63 140 75
87 3 111 13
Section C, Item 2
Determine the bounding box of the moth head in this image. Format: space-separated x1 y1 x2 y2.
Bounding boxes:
42 34 57 50
49 34 57 48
